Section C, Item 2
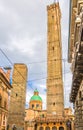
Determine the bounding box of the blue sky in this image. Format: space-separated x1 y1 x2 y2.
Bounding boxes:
0 0 73 109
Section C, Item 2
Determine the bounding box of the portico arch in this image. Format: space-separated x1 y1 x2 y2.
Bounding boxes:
39 126 44 130
59 127 64 130
52 126 57 130
45 126 50 130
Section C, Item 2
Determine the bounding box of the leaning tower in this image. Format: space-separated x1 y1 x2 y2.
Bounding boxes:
47 2 64 116
8 64 27 130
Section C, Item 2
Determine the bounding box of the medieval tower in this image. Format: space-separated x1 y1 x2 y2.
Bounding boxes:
8 64 27 130
47 2 64 116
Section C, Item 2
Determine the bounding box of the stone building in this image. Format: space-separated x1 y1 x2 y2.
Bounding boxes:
0 68 12 130
68 0 83 130
25 1 75 130
25 89 42 130
25 90 74 130
7 64 27 130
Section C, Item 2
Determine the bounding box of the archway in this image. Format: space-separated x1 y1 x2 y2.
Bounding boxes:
52 126 57 130
45 126 50 130
39 127 44 130
59 127 64 130
66 120 71 130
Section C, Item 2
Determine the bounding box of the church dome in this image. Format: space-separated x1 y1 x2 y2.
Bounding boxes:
30 89 42 102
30 95 42 101
29 89 42 110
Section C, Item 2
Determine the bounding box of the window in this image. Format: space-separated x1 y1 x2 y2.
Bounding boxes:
36 104 39 108
53 102 55 106
52 127 57 130
79 91 82 99
32 104 34 109
45 126 50 130
66 120 71 129
76 101 78 106
52 47 54 50
2 115 5 125
39 127 44 130
59 127 64 130
81 29 83 41
42 114 44 118
4 100 7 109
52 15 54 19
60 122 62 125
16 93 18 97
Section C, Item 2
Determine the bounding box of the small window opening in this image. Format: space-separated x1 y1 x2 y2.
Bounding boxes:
52 47 54 50
36 104 39 108
32 104 34 108
53 102 55 106
79 91 81 98
60 122 62 125
16 93 18 97
81 29 83 41
42 114 44 118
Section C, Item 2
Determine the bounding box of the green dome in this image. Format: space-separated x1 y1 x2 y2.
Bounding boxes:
30 95 42 101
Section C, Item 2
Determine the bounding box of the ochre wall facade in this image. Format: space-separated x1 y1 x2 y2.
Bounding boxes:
8 64 27 130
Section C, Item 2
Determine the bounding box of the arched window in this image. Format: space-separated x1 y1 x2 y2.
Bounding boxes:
39 127 44 130
52 126 57 130
45 126 50 130
4 100 7 109
59 127 64 130
32 104 34 109
66 120 71 130
81 28 83 41
36 104 39 108
35 124 37 130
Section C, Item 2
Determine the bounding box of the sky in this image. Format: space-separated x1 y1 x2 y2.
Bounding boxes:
0 0 73 109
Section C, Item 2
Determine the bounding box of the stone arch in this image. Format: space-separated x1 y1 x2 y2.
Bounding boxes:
59 127 64 130
66 120 71 130
52 126 57 130
39 127 44 130
45 126 50 130
34 124 37 130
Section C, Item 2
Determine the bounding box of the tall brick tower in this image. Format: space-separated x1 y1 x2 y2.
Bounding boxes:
47 2 64 116
8 64 27 130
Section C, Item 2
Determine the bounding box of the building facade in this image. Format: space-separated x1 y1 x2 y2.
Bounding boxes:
25 89 42 130
0 68 12 130
68 0 83 130
25 90 74 130
25 1 75 130
32 2 74 130
7 64 27 130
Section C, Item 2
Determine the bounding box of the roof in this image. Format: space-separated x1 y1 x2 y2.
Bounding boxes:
30 95 42 101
